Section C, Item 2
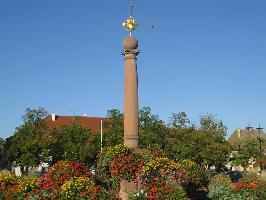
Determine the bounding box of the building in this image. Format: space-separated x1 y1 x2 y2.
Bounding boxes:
44 114 108 134
229 128 266 146
228 128 266 173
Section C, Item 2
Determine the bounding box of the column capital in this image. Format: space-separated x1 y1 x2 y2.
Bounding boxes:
121 49 140 57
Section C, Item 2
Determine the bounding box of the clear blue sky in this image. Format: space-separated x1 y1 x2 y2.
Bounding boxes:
1 0 265 139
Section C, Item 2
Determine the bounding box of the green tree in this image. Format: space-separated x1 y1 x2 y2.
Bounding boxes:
46 123 100 166
139 107 167 149
233 140 260 167
102 109 124 147
8 108 48 173
165 113 230 168
0 138 5 168
200 113 227 140
165 126 195 161
2 136 13 169
0 138 4 149
168 112 190 129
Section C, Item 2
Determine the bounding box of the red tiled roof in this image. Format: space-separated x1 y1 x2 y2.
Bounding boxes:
44 115 108 133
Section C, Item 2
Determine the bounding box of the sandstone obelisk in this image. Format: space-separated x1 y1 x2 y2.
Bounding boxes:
122 8 139 148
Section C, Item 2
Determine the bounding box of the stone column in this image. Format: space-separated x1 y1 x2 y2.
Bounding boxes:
122 36 140 148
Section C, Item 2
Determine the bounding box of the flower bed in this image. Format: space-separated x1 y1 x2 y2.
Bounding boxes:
177 159 208 188
132 157 189 199
96 144 143 196
208 173 266 200
0 145 210 199
0 161 98 200
35 160 94 199
60 176 98 199
0 170 38 199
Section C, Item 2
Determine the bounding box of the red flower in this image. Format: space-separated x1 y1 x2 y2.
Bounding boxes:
43 185 51 190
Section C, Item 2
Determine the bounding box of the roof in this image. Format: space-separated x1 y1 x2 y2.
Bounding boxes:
44 115 108 133
228 128 266 145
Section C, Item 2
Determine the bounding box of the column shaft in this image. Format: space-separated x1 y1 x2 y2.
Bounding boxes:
124 53 138 148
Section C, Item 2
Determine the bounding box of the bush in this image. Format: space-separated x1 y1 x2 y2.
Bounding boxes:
208 174 266 200
35 160 93 199
255 180 266 200
129 184 189 200
208 174 235 200
96 144 143 193
233 174 266 200
60 176 98 199
93 185 117 200
17 174 38 197
143 145 166 164
0 171 19 199
164 184 190 200
141 157 188 187
135 157 189 199
0 171 38 200
177 159 208 188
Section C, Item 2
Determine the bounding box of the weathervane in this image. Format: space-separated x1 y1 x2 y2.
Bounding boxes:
123 3 138 36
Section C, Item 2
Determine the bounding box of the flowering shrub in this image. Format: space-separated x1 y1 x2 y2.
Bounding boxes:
0 151 210 199
177 159 207 187
93 185 117 200
1 161 101 200
129 183 189 200
208 174 235 199
35 160 93 199
254 180 266 200
164 184 190 200
233 174 266 200
17 174 38 197
60 176 98 199
37 160 91 190
96 144 143 194
0 171 19 199
97 144 142 181
208 173 266 200
142 157 188 187
143 145 166 165
136 157 189 199
0 171 39 199
240 172 259 183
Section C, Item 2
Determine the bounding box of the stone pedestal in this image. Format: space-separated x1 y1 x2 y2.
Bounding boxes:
118 148 149 200
119 180 137 200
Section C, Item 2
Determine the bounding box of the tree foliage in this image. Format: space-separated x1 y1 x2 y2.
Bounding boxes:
0 138 6 168
199 113 227 140
0 138 5 152
102 109 124 147
6 108 101 170
165 112 230 168
45 123 100 166
4 107 232 171
232 140 260 167
139 107 167 150
8 108 48 169
168 112 190 129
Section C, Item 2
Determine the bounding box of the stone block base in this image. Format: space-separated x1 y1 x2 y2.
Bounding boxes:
119 180 137 200
118 148 149 200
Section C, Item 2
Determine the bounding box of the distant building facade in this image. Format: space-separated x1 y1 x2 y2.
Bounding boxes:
44 114 108 134
228 127 266 173
229 128 266 147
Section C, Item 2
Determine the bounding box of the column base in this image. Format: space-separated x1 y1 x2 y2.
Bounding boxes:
124 134 138 148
